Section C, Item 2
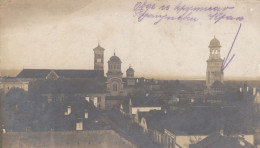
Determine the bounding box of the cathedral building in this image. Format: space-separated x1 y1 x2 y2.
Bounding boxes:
206 36 225 95
106 52 125 96
1 43 136 98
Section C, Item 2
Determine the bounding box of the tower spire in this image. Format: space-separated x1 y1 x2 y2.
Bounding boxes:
114 49 116 56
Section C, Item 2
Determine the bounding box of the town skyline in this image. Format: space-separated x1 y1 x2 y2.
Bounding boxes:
0 38 260 80
0 37 260 80
0 0 260 79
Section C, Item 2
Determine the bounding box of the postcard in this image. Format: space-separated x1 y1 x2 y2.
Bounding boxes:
0 0 260 147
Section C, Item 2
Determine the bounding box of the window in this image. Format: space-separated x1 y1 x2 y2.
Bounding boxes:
93 97 98 107
113 84 118 91
85 112 88 119
76 122 83 130
76 119 83 130
85 97 90 102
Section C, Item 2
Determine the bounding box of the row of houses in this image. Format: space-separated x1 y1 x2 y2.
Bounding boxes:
117 92 260 148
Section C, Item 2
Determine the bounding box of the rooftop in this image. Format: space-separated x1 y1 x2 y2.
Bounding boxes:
16 69 104 79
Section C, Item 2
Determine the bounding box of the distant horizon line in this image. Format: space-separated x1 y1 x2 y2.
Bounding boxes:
0 69 259 81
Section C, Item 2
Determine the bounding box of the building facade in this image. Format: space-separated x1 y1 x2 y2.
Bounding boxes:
0 78 29 94
106 53 124 96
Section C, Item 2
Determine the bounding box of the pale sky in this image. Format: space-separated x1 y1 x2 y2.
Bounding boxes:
0 0 260 79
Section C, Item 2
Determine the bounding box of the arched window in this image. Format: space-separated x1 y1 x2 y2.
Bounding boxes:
113 84 118 91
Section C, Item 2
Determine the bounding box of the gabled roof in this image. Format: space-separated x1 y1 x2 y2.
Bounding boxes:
211 80 225 89
16 69 104 79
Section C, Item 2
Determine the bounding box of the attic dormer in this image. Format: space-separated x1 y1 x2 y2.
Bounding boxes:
46 70 59 80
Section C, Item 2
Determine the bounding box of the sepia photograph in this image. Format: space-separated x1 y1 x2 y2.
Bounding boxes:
0 0 260 147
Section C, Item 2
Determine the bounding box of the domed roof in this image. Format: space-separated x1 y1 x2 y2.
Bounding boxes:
93 44 105 51
209 36 221 47
109 55 121 63
126 66 134 72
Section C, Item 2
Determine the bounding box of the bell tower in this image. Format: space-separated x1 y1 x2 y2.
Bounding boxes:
206 36 224 89
93 43 105 71
126 65 135 86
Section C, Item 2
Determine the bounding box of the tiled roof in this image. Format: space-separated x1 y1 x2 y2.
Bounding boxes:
43 101 109 131
140 106 253 135
30 79 106 94
130 96 164 107
16 69 104 79
190 131 254 148
138 110 165 131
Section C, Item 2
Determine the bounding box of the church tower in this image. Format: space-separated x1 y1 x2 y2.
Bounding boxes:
206 36 224 89
126 66 135 86
106 52 124 96
93 43 105 71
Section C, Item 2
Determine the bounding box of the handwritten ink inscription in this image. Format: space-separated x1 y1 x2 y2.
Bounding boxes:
221 23 242 72
133 1 244 25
